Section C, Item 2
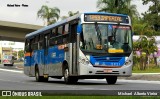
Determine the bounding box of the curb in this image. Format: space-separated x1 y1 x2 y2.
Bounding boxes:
132 73 160 75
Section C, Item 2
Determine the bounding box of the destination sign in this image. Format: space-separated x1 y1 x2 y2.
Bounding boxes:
84 14 128 23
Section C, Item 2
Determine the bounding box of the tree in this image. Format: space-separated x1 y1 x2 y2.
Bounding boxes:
96 0 139 19
133 36 158 70
12 52 17 59
97 0 117 13
18 50 24 58
142 0 160 32
37 5 60 25
133 19 155 37
61 11 79 20
68 11 79 17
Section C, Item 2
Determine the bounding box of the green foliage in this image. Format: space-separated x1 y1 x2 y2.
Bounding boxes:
61 11 79 20
97 0 117 13
12 52 17 58
133 36 157 55
148 37 158 54
133 36 158 70
133 65 160 73
142 0 160 32
18 50 24 58
68 11 79 17
37 5 60 25
132 17 157 37
96 0 139 19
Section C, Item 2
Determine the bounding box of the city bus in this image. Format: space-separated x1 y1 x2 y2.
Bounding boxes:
24 12 133 84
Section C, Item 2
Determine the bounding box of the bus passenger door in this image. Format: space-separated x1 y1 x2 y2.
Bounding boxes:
70 22 78 75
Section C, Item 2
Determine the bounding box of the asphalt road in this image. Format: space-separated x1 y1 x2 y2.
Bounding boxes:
0 64 160 95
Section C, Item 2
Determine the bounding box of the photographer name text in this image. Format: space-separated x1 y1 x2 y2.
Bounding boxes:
118 91 158 96
7 4 28 7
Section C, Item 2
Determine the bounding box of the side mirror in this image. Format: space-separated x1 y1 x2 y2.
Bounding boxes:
77 24 82 34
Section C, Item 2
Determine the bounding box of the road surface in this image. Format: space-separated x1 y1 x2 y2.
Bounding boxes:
0 64 160 95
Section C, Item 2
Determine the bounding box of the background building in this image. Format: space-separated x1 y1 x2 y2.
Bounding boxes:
0 41 24 61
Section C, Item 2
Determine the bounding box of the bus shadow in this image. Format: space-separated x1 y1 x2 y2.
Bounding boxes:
46 80 123 85
29 79 123 85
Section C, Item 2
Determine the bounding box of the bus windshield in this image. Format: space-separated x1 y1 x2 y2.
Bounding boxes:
80 23 132 54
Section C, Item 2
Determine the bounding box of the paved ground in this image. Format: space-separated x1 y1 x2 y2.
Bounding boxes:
3 63 160 81
120 74 160 81
0 69 160 91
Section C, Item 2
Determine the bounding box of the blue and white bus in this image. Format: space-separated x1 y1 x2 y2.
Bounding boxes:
24 12 133 84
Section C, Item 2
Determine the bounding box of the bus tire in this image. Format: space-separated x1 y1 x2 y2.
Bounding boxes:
106 76 117 84
71 77 78 84
43 77 49 82
63 67 70 84
35 67 44 82
63 67 78 84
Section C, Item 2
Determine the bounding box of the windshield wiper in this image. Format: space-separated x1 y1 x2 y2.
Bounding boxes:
124 29 129 44
112 23 120 42
94 22 102 45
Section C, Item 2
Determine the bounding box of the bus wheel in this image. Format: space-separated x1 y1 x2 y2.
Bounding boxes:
63 68 70 84
63 68 78 84
35 67 44 82
43 77 49 82
106 76 117 84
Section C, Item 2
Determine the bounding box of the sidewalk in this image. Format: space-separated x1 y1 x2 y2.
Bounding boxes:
119 73 160 81
15 64 24 70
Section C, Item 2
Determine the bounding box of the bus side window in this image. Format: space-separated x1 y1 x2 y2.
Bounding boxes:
39 34 44 49
49 37 55 46
63 34 69 44
58 26 63 35
51 28 58 38
25 39 30 52
32 35 39 50
57 36 63 45
64 24 69 34
45 33 50 47
30 38 35 52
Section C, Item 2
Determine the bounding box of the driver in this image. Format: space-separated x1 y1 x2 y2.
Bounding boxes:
108 36 120 48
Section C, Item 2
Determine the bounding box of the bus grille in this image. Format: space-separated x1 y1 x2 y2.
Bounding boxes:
90 56 125 67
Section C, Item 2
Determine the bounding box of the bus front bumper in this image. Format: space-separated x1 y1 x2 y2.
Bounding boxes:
78 62 132 77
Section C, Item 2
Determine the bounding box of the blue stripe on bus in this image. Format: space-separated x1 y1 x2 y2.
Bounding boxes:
24 45 65 67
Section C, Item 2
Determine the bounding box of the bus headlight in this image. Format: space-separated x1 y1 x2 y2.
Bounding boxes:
79 50 90 65
125 60 132 65
80 58 90 65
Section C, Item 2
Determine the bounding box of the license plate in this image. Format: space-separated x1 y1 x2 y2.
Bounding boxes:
104 69 112 73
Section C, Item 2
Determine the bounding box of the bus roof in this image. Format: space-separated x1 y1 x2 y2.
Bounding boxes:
25 13 81 39
25 12 129 39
